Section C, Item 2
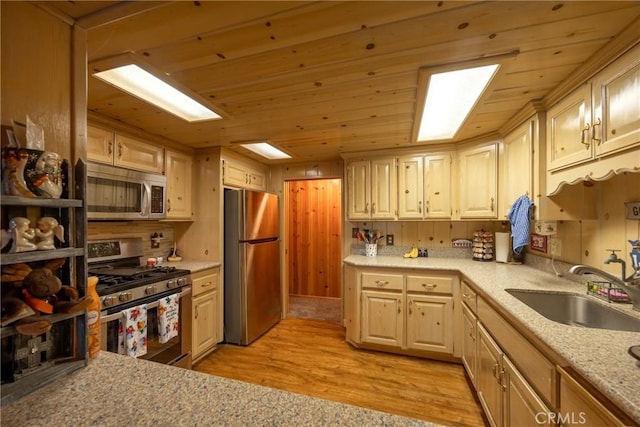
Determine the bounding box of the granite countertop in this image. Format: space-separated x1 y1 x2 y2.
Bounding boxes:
164 260 221 272
1 352 436 427
344 255 640 424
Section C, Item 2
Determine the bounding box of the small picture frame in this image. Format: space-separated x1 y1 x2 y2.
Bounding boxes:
530 233 547 253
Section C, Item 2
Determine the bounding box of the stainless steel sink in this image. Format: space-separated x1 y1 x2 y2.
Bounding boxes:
505 289 640 332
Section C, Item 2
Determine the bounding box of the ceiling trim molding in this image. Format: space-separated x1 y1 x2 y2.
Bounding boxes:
75 2 171 30
543 17 640 109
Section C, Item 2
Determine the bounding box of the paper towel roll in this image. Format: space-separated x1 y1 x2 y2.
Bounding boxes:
495 232 510 263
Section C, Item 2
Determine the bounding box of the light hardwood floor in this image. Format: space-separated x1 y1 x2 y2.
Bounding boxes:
194 317 486 426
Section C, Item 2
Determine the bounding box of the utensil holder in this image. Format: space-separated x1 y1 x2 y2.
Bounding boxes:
365 243 377 257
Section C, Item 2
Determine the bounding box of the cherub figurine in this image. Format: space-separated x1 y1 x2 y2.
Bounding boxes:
8 217 37 252
35 217 65 250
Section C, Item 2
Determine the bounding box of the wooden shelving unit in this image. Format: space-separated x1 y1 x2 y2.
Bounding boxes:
0 160 88 405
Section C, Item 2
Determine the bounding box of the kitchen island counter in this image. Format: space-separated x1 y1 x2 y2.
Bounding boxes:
344 255 640 424
2 351 435 426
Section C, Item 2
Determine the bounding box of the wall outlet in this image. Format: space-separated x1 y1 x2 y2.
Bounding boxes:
386 234 394 246
535 221 557 236
549 237 562 257
352 227 359 238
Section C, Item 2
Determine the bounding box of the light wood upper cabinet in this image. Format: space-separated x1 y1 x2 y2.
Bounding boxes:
222 159 267 190
87 125 115 164
547 44 639 176
346 158 396 220
459 143 497 218
165 149 193 220
592 44 640 158
424 154 452 219
87 125 164 174
397 154 452 219
397 156 424 219
500 120 533 218
547 84 593 171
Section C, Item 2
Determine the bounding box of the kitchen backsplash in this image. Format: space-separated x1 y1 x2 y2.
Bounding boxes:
88 221 176 261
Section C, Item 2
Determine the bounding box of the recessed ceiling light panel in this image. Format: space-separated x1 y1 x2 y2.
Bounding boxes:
417 64 499 141
93 64 221 122
241 142 291 160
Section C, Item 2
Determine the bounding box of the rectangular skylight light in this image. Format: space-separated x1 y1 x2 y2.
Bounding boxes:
241 142 291 160
417 64 499 141
93 64 221 122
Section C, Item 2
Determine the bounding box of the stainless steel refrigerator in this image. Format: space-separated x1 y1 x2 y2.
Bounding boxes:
224 189 281 345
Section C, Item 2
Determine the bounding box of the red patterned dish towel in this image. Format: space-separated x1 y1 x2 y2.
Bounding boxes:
158 294 179 344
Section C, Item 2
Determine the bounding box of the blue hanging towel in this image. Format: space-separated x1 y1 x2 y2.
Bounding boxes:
507 194 534 256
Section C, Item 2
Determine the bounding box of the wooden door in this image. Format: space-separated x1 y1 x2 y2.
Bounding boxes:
287 179 342 298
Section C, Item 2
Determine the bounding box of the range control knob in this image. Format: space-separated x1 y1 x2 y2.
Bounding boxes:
177 277 187 287
102 296 116 308
167 279 178 289
119 292 133 302
144 285 157 295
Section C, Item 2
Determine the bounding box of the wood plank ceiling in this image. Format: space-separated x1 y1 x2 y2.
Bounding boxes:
50 1 640 164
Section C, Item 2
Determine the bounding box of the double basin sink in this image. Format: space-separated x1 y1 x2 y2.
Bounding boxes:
505 289 640 332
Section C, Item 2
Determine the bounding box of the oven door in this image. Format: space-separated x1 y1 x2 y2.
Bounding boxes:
100 286 192 367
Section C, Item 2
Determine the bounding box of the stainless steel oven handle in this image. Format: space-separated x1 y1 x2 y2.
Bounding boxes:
100 286 192 324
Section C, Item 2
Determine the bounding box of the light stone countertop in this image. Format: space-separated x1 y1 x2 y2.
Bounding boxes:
1 352 437 427
164 260 221 272
344 255 640 424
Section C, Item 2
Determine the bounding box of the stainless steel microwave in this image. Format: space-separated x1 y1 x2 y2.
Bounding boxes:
87 163 166 220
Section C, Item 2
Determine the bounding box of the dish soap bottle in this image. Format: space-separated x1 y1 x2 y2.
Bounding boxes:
87 276 101 358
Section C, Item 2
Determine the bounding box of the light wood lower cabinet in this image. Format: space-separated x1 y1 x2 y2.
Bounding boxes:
558 367 632 427
346 265 459 359
406 294 453 353
504 357 553 427
192 267 220 362
477 323 504 427
462 303 478 387
361 290 403 347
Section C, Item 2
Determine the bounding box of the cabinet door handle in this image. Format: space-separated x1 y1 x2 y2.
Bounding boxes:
425 200 429 213
408 299 413 315
195 305 199 319
418 200 422 213
108 141 113 156
490 197 494 212
580 123 591 148
365 202 369 214
166 198 171 212
371 202 376 214
592 117 602 145
118 142 123 159
492 363 499 379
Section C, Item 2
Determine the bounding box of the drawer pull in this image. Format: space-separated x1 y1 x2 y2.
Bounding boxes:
462 292 474 300
202 281 214 288
374 280 389 287
421 283 437 290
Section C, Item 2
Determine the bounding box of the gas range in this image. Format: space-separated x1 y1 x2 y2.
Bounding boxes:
88 238 191 310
